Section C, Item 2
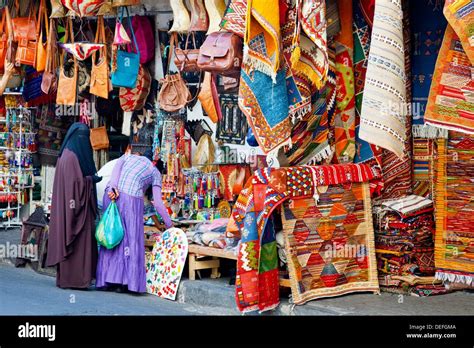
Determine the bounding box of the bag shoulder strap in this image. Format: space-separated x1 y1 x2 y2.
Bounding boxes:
93 15 106 65
123 6 139 55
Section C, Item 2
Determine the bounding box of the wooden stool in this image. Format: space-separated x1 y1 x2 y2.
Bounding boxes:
187 244 237 280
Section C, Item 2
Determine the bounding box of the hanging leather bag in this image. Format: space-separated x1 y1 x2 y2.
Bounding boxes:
197 31 242 76
41 18 58 94
189 0 209 32
119 64 151 112
90 126 110 150
90 15 110 99
35 0 48 72
174 32 200 73
56 17 77 106
0 9 7 72
11 0 39 66
158 33 191 112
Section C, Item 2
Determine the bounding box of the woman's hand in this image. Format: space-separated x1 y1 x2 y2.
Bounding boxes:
108 188 119 200
3 59 15 77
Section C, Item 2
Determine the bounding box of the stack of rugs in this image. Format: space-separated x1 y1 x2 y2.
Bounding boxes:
374 195 448 296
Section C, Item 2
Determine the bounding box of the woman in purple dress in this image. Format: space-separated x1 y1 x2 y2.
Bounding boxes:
96 150 173 293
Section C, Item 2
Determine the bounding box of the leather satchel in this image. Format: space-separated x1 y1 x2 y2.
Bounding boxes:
0 9 7 72
90 16 110 99
11 0 39 67
198 72 221 123
35 0 48 72
197 32 242 76
56 18 77 106
41 18 57 94
173 32 199 73
90 126 110 150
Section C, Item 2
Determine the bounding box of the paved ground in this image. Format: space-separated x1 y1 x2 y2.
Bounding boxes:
1 229 474 316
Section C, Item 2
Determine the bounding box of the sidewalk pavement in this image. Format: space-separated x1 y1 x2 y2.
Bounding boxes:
1 229 474 315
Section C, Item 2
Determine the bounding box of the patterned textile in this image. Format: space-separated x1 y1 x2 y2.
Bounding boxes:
218 164 251 202
284 44 337 165
145 228 188 300
244 0 281 80
332 0 356 163
233 163 382 312
60 43 104 61
443 0 474 64
353 0 382 168
291 0 328 89
220 0 247 37
425 25 474 134
359 0 408 158
379 1 412 200
412 138 436 198
410 0 448 138
282 183 379 304
238 66 291 154
374 195 436 289
435 132 474 285
116 154 162 197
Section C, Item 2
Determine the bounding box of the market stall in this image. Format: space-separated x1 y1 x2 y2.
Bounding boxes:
3 0 471 312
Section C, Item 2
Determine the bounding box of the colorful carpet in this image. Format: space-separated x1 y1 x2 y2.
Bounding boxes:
282 182 379 304
233 163 382 312
412 138 437 198
358 0 408 158
443 0 474 65
332 0 356 164
425 25 474 135
220 0 247 37
435 132 474 285
410 0 448 138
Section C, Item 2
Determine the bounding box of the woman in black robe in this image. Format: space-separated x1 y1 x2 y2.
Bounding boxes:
46 123 102 289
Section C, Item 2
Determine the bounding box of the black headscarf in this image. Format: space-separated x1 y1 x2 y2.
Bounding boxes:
60 123 100 181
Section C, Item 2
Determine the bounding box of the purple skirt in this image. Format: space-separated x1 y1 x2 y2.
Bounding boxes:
96 192 146 293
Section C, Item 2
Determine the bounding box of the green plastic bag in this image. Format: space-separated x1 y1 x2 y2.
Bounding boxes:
95 201 125 249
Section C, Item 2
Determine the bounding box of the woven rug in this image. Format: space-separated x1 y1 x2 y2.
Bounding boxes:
353 0 382 169
220 0 247 37
233 163 382 312
358 0 408 158
412 138 436 198
410 0 448 138
443 0 474 65
282 183 379 304
435 132 474 285
332 0 356 164
425 25 474 134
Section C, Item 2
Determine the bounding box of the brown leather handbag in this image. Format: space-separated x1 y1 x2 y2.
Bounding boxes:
11 0 39 67
197 31 243 76
0 8 8 72
158 34 191 112
111 0 141 7
189 0 209 32
90 126 110 150
35 0 48 72
173 32 199 73
41 18 57 94
198 72 222 123
90 16 110 99
56 18 77 106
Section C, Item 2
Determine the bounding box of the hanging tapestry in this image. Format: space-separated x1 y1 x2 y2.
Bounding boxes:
238 65 290 155
233 163 382 312
284 43 337 165
412 138 437 198
216 94 247 145
425 25 474 135
379 0 412 200
145 228 188 300
358 0 408 158
282 182 379 305
220 0 247 38
243 0 281 80
443 0 474 65
353 0 382 169
410 0 448 138
332 0 356 164
435 132 474 285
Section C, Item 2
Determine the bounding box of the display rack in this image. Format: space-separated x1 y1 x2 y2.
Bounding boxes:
0 99 36 229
